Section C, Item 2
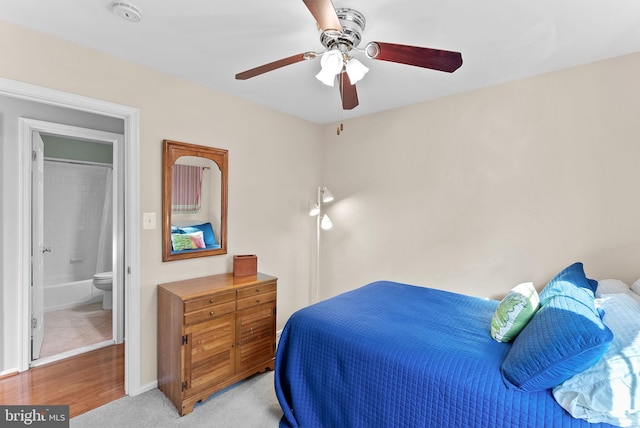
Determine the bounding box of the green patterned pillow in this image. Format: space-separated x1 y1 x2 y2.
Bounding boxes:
171 231 206 252
491 282 540 343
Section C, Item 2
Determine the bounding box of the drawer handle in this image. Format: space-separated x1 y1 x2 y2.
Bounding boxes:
210 311 215 316
256 289 260 293
256 299 260 303
209 299 215 303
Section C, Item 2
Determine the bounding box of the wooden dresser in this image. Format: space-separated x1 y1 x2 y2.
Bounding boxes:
157 272 277 416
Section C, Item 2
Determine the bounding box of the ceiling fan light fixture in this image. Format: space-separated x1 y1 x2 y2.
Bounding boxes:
315 68 337 87
345 58 369 84
316 50 344 87
235 4 463 113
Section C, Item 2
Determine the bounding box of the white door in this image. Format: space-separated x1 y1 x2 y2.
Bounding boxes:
31 131 45 360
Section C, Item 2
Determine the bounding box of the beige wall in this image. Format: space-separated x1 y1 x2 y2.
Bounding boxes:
0 20 322 386
2 18 639 390
320 52 640 301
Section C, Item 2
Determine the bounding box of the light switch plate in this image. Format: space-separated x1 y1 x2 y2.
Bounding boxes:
143 212 156 230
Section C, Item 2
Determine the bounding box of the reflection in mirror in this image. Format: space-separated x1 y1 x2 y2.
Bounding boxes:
162 140 228 261
171 156 221 246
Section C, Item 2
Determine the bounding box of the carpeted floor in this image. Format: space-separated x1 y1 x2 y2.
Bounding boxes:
70 371 283 427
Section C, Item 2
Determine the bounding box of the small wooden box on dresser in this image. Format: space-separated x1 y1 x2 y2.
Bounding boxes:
157 272 277 416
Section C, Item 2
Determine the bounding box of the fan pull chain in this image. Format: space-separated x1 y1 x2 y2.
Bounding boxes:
337 106 344 135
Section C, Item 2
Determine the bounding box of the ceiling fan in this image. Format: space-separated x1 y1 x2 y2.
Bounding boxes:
235 0 463 111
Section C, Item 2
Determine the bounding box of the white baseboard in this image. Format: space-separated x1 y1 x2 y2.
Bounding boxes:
0 368 19 377
140 380 158 394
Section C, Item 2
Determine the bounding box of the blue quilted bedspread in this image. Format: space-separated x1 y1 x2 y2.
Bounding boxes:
274 281 615 428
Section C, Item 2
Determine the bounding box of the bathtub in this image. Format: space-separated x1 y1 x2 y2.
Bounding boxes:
44 279 104 312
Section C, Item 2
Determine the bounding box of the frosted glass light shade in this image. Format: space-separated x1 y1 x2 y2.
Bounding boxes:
316 50 344 87
345 58 369 84
315 68 337 86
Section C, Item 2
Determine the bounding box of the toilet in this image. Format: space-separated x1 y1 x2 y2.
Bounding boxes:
93 271 113 310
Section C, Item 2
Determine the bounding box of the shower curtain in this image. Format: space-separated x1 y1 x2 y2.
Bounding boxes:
96 168 113 274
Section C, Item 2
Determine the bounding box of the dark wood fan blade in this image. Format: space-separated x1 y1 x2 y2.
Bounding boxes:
367 42 462 73
339 72 359 110
303 0 343 33
235 52 316 80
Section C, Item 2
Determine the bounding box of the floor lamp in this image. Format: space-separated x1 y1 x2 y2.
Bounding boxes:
309 186 333 303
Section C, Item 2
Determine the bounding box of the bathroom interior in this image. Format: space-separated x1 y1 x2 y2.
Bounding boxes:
36 134 115 363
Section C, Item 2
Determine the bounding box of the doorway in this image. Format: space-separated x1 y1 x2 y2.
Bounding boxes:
2 76 142 396
29 125 124 366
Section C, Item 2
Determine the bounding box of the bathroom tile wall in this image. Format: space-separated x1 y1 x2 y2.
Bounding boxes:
43 162 110 286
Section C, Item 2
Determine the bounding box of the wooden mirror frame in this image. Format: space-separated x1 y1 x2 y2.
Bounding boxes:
162 140 228 261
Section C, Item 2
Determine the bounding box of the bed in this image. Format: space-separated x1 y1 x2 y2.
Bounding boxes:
275 263 639 427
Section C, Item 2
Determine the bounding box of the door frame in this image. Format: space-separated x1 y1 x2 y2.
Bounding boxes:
25 120 126 362
1 77 142 396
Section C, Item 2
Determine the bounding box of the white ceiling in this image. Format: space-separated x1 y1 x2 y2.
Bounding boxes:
2 0 640 124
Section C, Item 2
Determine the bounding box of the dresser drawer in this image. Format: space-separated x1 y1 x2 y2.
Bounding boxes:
184 290 235 313
237 291 276 310
184 301 236 325
237 282 277 300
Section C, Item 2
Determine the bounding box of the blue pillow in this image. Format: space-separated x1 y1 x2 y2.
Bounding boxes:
500 288 613 391
180 222 217 247
539 262 597 305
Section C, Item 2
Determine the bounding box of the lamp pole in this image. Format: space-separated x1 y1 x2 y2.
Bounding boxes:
315 186 321 303
311 186 333 303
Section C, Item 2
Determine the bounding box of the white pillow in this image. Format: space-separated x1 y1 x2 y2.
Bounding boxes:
631 279 640 296
596 279 630 297
553 293 640 426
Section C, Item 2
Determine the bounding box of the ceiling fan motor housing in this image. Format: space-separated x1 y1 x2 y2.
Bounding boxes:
320 8 366 51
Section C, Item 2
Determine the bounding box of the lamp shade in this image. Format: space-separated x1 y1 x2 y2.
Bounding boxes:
320 215 333 230
321 187 334 203
345 58 369 84
315 68 337 87
309 202 320 216
316 50 343 87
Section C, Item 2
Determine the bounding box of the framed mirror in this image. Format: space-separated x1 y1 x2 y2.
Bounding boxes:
162 140 228 261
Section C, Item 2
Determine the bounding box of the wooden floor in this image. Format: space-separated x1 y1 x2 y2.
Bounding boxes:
0 344 124 418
